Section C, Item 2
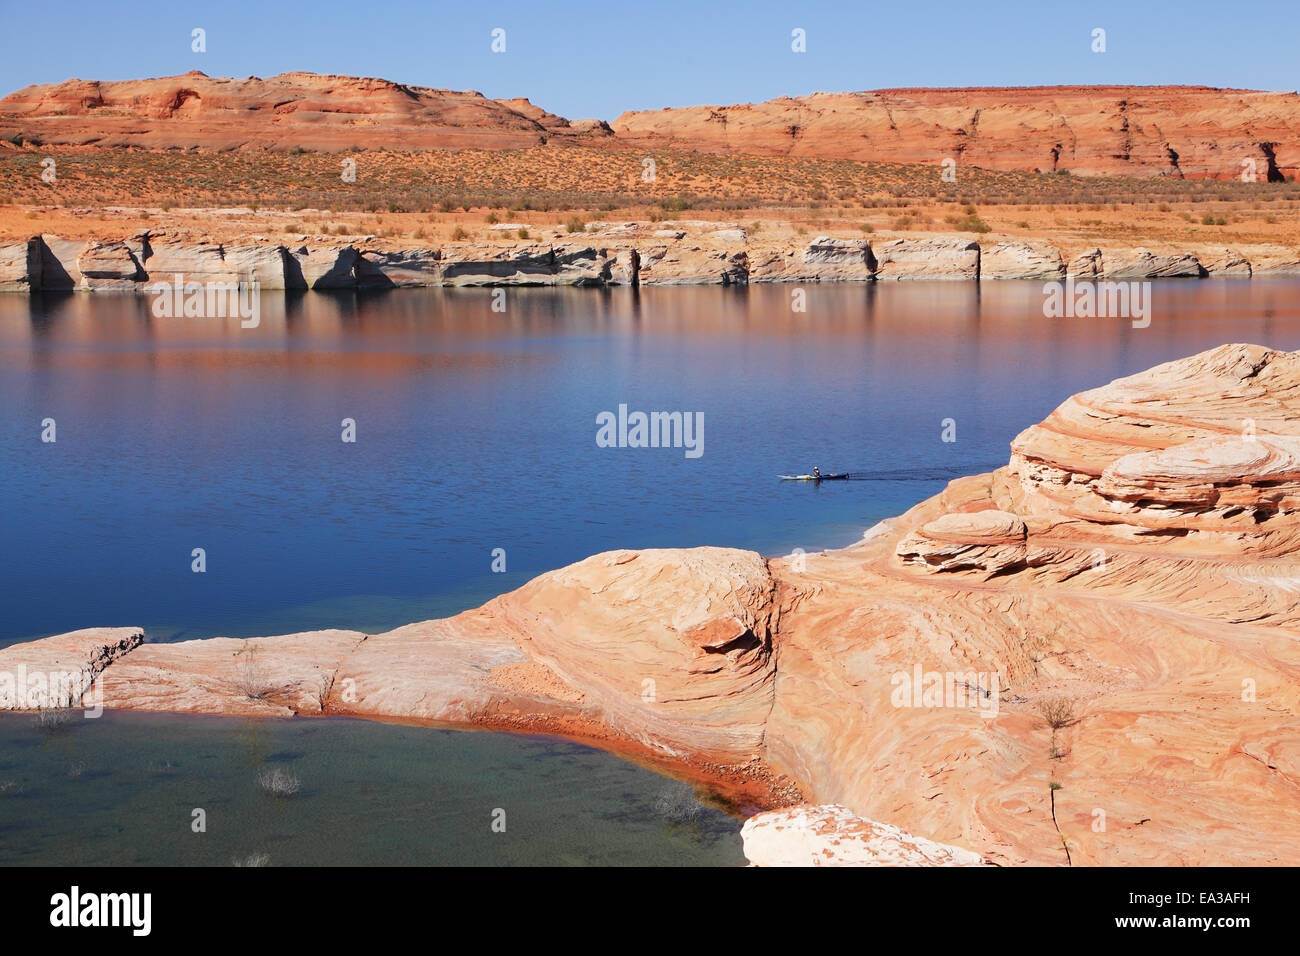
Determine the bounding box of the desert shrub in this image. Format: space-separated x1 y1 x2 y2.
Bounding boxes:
33 707 74 732
652 786 705 824
257 767 300 798
234 641 270 701
951 214 992 233
1038 696 1075 729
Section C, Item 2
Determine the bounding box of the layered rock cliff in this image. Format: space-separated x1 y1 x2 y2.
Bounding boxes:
4 344 1300 865
0 72 611 151
614 86 1300 179
4 74 1299 179
3 225 1299 292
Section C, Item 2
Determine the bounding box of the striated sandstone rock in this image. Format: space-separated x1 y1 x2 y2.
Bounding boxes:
140 240 287 288
979 240 1064 280
138 241 226 284
708 228 747 244
221 245 290 289
287 245 358 289
490 548 777 759
766 344 1300 865
77 240 145 290
330 616 571 723
99 630 365 717
0 237 41 292
610 248 640 286
7 231 1300 291
0 628 142 709
1008 342 1293 520
1236 244 1300 276
585 222 639 236
872 237 980 281
1067 248 1103 278
895 509 1030 577
749 237 876 283
5 74 1300 179
355 247 442 288
615 86 1300 179
742 805 990 866
0 72 608 152
1101 247 1206 279
1092 436 1300 528
549 243 618 285
1202 248 1253 278
638 242 748 286
438 243 615 286
38 235 85 289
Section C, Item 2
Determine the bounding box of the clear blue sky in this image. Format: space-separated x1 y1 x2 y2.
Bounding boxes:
1 0 1297 120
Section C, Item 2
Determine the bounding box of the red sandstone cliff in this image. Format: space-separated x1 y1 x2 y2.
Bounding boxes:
613 86 1300 179
3 73 1299 179
0 71 612 151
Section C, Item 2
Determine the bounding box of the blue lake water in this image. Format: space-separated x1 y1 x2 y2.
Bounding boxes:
2 280 1298 865
5 281 1298 646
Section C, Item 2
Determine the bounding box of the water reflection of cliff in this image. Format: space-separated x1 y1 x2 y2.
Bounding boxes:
3 282 1298 383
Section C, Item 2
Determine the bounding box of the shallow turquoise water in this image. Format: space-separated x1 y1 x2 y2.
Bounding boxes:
0 710 745 866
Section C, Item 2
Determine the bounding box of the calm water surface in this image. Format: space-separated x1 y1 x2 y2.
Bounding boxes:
0 710 744 866
6 281 1298 644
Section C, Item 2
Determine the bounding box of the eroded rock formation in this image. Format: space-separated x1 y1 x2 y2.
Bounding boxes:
0 72 611 151
3 226 1298 291
614 86 1300 179
4 74 1298 179
741 804 990 866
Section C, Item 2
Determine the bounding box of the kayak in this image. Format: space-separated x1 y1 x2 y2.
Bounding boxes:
779 473 850 481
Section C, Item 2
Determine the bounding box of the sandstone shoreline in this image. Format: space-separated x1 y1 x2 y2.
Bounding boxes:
5 343 1300 866
3 222 1298 292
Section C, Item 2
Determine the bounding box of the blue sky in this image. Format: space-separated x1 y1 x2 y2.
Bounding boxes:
1 0 1297 120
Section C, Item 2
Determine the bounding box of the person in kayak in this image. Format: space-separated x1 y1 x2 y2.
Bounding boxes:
813 466 821 479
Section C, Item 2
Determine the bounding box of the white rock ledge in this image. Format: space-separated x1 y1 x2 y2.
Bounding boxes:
741 804 991 867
